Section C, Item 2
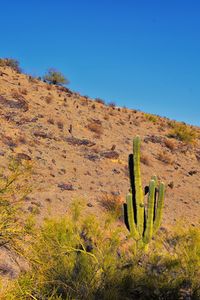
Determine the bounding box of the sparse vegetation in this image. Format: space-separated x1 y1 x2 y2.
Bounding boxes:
164 138 176 151
157 151 173 164
0 58 21 73
168 122 197 144
95 98 105 105
1 60 200 300
144 113 158 123
3 202 200 300
45 95 53 104
108 101 116 108
44 68 69 86
87 120 103 136
0 158 32 251
99 193 123 218
140 152 151 166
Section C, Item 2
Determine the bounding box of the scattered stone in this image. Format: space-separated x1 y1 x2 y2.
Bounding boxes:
100 150 119 159
84 154 100 162
0 150 4 156
16 153 31 161
144 135 163 144
111 144 116 151
0 95 28 111
188 170 197 176
1 135 16 148
0 263 16 279
33 131 52 139
58 183 74 191
65 136 95 147
112 168 120 174
168 181 174 189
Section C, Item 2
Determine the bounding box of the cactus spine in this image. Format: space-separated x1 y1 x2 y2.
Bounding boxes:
124 136 165 250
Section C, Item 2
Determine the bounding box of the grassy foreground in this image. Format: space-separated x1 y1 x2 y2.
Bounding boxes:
1 201 200 300
0 160 200 299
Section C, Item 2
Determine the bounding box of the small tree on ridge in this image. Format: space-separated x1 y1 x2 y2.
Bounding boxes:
43 68 69 86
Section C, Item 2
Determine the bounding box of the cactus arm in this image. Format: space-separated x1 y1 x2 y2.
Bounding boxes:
143 179 156 244
133 136 144 236
123 203 129 231
153 182 165 233
126 193 140 240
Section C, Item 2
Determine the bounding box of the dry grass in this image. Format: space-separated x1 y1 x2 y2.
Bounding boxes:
168 123 197 144
99 193 123 218
95 98 105 105
144 113 158 123
87 120 103 136
108 101 116 108
57 121 64 130
157 151 173 164
19 88 28 95
45 95 53 104
164 139 176 151
140 152 151 166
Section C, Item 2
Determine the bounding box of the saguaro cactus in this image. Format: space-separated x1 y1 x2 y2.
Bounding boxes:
124 136 165 250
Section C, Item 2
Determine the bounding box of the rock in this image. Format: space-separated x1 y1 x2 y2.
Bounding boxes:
58 183 74 191
0 95 28 111
188 170 197 176
65 136 95 147
100 150 119 159
168 181 174 189
16 153 31 161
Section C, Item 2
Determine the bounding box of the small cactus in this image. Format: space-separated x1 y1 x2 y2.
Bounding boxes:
124 136 165 250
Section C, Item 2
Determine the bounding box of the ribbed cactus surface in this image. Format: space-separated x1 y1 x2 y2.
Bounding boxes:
124 136 165 250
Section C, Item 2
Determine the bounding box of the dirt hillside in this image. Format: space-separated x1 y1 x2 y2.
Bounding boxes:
0 66 200 228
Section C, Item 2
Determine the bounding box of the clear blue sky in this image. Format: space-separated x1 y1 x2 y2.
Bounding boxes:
1 0 200 125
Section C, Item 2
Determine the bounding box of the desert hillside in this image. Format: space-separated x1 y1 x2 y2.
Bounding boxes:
0 66 200 228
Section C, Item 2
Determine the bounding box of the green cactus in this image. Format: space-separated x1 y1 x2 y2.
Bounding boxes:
124 136 165 250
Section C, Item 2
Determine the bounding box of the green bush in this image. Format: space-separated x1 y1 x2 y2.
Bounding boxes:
0 58 21 73
44 68 69 86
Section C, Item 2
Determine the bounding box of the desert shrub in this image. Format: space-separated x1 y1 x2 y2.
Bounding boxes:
99 193 123 218
0 158 33 251
4 205 200 300
144 113 157 123
140 152 151 166
4 201 130 299
108 101 116 108
157 151 173 164
168 123 197 144
45 95 53 104
0 58 21 73
57 121 64 130
164 139 176 151
95 98 105 105
44 68 69 86
87 120 103 136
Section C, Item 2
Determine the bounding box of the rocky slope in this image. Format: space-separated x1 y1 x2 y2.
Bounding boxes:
0 66 200 228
